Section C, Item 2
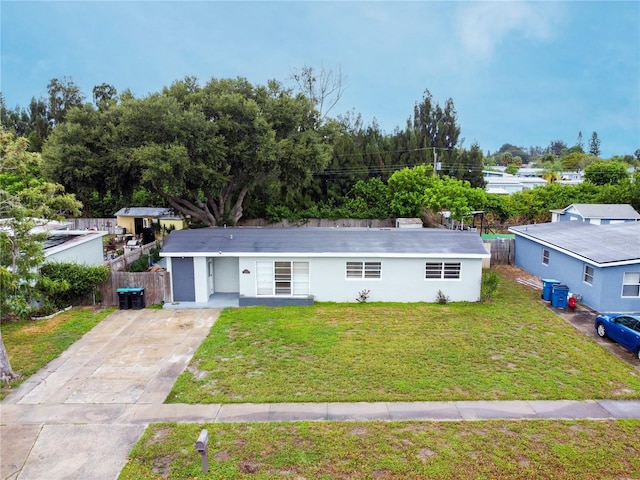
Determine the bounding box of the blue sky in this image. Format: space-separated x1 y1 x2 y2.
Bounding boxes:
2 1 639 158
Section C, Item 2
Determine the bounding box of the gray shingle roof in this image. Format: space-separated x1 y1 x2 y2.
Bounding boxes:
114 207 174 217
510 222 640 265
564 203 640 220
161 227 490 257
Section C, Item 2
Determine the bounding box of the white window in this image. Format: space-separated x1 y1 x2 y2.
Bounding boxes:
542 249 550 265
583 265 594 285
425 262 461 280
257 261 309 296
622 272 640 297
346 261 381 279
257 261 274 295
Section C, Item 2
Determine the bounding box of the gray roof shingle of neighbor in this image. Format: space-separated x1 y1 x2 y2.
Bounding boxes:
510 222 640 265
567 203 640 219
114 207 173 217
161 227 490 256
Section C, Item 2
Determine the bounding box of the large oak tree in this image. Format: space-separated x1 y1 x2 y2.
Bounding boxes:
43 77 332 225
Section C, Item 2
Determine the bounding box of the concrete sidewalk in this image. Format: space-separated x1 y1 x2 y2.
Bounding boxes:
2 308 640 480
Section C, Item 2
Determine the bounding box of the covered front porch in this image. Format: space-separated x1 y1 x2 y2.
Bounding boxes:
162 292 315 309
163 292 240 309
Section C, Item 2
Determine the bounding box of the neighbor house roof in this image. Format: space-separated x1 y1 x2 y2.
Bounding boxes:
43 230 108 257
509 222 640 266
161 227 490 258
114 207 175 217
549 203 640 220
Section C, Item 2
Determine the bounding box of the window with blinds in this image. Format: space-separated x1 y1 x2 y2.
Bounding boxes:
425 262 461 280
622 271 640 297
257 261 309 296
346 261 381 279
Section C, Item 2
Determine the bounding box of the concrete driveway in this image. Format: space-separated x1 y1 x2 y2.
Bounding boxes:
1 308 219 480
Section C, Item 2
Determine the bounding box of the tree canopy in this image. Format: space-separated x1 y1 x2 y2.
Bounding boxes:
43 77 333 225
0 132 82 381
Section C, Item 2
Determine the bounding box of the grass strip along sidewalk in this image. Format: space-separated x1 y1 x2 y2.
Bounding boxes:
121 419 640 479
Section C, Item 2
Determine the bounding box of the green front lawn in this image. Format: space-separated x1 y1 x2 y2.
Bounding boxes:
120 419 640 480
167 271 640 403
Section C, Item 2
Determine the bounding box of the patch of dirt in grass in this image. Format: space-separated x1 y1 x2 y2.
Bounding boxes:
186 361 209 381
148 427 171 444
349 426 368 436
417 447 436 462
214 449 231 461
372 469 392 478
18 314 69 335
518 456 531 467
239 461 262 474
495 265 541 290
151 454 173 477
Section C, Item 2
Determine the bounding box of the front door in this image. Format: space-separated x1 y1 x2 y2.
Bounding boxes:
172 257 195 301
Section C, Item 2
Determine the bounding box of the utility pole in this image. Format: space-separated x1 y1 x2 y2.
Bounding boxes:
433 147 437 175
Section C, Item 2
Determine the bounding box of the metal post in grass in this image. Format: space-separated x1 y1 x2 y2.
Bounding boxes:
195 429 209 473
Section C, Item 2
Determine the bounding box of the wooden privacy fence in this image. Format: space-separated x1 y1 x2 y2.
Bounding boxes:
484 238 515 266
98 271 171 307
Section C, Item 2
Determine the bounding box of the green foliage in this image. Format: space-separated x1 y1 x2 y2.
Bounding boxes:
43 76 332 226
343 178 391 218
584 160 629 185
38 263 109 309
483 194 515 223
480 269 500 301
1 132 82 319
127 254 150 272
505 164 519 175
387 165 434 217
424 175 486 221
560 151 590 171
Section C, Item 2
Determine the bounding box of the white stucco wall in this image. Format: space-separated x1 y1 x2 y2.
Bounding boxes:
45 235 105 266
193 257 208 303
237 256 484 303
213 257 240 293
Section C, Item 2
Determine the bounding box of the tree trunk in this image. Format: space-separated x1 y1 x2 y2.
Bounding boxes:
0 333 19 383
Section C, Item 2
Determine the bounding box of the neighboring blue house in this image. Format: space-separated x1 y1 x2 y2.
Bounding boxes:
550 203 640 224
509 222 640 313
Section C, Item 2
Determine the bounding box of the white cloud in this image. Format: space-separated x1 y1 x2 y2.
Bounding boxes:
455 1 562 59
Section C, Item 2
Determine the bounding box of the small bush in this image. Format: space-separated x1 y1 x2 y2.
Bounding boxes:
356 289 371 303
127 254 150 272
481 270 500 302
436 290 449 304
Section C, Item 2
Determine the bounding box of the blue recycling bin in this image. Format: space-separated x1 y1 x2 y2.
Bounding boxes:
551 284 569 308
541 279 560 301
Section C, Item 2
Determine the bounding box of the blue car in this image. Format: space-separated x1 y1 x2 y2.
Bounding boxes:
595 314 640 361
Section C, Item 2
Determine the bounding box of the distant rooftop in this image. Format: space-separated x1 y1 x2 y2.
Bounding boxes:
114 207 177 217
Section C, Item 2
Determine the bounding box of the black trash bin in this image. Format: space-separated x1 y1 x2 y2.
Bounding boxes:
116 288 131 310
130 287 145 310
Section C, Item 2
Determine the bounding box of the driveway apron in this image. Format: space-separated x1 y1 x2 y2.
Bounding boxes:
1 308 218 480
